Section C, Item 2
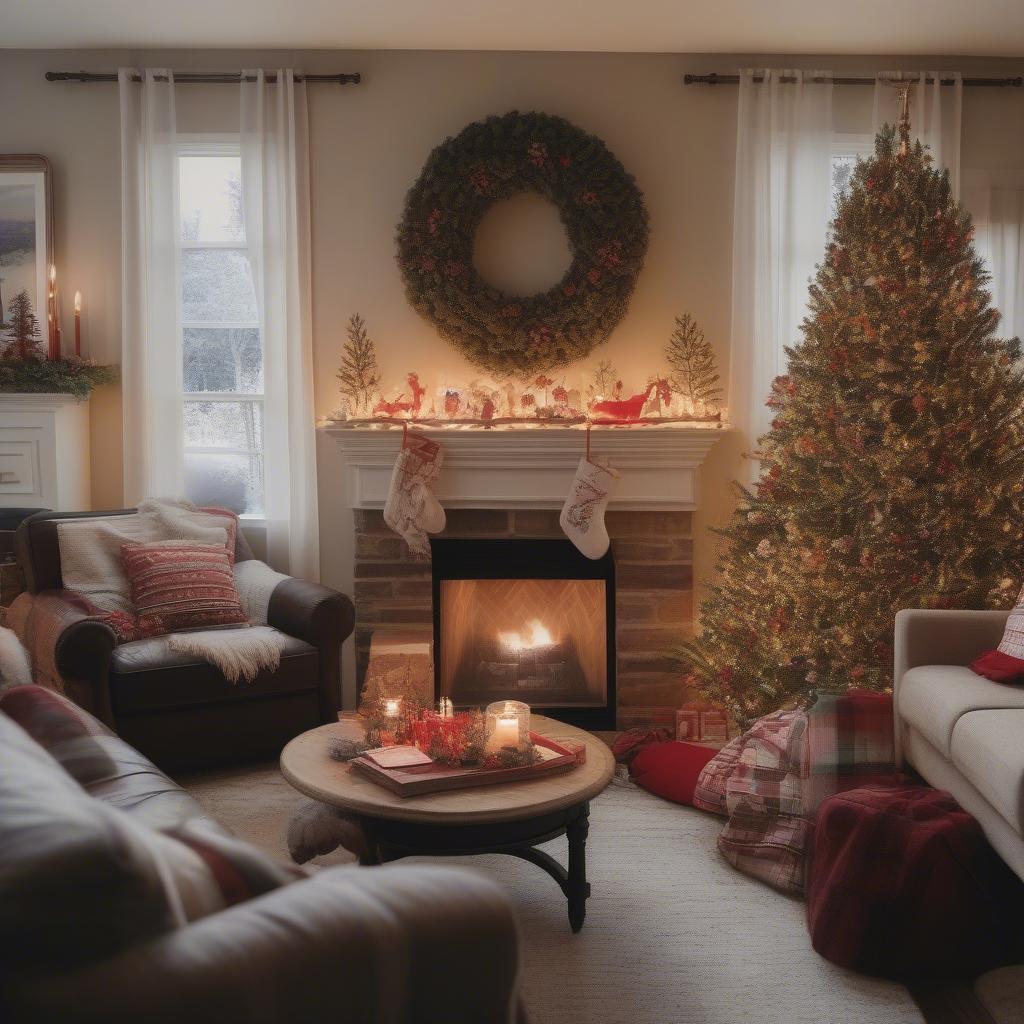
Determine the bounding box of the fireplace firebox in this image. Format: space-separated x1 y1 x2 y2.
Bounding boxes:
431 538 616 730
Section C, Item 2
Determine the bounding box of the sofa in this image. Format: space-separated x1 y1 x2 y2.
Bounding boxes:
9 509 355 772
0 684 525 1024
894 608 1024 883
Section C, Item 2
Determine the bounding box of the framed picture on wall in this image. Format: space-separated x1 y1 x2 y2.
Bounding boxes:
0 155 53 358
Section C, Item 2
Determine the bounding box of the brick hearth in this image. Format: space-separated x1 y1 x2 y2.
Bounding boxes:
353 508 695 728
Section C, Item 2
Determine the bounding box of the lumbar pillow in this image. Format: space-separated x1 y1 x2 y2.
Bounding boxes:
629 741 719 806
971 593 1024 682
121 540 249 638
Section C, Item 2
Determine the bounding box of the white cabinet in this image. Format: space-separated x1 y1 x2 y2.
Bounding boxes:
0 394 91 512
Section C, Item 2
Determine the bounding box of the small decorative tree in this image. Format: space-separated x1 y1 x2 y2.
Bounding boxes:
5 290 42 361
587 359 618 401
666 314 722 417
337 313 381 417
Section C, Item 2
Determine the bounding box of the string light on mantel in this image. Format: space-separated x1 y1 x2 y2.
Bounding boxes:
330 312 729 430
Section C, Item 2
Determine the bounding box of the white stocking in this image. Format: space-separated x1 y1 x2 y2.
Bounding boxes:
559 456 619 559
383 434 446 557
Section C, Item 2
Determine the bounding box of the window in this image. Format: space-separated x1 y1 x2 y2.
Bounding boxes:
830 135 874 219
178 143 264 516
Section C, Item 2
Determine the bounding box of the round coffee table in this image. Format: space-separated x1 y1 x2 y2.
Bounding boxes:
280 715 615 931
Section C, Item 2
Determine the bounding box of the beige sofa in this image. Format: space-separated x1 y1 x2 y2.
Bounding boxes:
894 608 1024 883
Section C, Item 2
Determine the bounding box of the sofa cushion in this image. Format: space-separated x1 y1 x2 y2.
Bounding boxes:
110 630 317 715
898 665 1024 757
122 540 249 637
629 741 718 805
0 712 176 967
950 710 1024 837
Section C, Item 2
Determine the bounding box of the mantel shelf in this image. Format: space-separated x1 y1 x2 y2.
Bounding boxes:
322 422 729 512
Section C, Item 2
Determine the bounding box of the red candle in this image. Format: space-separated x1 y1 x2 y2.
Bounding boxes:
74 291 82 357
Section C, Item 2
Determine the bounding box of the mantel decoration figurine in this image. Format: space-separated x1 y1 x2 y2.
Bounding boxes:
396 110 650 378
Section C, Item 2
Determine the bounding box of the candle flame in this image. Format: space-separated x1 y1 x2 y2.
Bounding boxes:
499 619 553 651
384 698 401 716
49 265 56 283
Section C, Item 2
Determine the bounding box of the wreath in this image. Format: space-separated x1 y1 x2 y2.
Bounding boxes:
396 111 650 378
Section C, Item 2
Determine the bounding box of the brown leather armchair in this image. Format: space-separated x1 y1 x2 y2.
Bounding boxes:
11 509 355 772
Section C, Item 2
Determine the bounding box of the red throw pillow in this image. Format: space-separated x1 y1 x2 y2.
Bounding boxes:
121 541 248 638
970 649 1024 683
629 741 718 806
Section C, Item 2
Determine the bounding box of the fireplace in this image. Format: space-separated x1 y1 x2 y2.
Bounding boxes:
431 538 616 730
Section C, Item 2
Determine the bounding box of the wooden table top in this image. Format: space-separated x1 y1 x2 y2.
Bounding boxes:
280 715 616 825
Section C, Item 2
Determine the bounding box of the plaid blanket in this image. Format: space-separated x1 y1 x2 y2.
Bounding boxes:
693 693 896 896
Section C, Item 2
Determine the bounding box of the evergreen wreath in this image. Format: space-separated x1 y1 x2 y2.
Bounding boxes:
396 110 650 378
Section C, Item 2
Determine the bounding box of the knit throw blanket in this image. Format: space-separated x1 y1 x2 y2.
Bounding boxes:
166 626 287 684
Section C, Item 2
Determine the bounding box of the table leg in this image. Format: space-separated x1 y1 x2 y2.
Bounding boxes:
566 803 591 933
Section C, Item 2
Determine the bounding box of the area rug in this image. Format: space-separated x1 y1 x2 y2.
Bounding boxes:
182 764 923 1024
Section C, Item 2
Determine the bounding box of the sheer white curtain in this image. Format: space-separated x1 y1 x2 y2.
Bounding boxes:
240 70 319 580
730 69 834 482
966 172 1024 342
873 71 962 197
120 69 182 503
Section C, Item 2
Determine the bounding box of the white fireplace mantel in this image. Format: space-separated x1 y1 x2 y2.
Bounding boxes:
323 423 728 511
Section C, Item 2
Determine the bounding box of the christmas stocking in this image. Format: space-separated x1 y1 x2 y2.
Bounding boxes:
560 456 619 559
383 434 446 557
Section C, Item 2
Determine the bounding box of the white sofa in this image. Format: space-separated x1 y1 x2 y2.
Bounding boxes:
894 608 1024 883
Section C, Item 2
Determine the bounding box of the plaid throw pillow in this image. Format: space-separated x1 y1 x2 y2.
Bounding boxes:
121 541 248 638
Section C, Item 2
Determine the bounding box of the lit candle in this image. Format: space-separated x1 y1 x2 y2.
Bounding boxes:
384 697 401 718
73 291 82 357
493 714 519 749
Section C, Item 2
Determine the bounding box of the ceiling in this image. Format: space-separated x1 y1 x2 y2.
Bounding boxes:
2 0 1023 56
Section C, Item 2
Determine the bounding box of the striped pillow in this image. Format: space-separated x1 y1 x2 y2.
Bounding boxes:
121 541 248 638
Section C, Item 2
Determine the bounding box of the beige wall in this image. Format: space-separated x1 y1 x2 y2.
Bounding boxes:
2 48 1022 702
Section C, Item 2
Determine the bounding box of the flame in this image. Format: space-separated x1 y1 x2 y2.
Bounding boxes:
499 619 553 651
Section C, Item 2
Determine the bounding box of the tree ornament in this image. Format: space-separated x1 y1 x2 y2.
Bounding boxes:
396 111 649 378
678 122 1024 729
337 313 381 417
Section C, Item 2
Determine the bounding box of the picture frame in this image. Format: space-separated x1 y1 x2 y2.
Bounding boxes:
0 155 54 359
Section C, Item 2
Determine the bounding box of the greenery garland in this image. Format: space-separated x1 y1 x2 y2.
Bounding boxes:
396 111 650 378
0 358 117 399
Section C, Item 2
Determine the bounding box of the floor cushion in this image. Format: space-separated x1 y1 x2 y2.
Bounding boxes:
807 782 1024 979
692 732 745 815
629 741 717 805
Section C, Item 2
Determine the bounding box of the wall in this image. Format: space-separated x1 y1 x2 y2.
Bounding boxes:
2 48 1022 706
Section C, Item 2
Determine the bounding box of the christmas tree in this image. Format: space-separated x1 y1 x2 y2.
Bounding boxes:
6 289 42 361
681 113 1024 729
337 313 381 416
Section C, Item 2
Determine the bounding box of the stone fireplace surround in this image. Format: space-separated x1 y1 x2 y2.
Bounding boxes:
327 424 724 728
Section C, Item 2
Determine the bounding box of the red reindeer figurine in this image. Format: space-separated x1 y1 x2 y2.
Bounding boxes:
590 378 671 421
373 372 427 418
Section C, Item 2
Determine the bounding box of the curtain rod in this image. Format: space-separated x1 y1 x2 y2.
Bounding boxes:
684 73 1021 87
46 71 360 85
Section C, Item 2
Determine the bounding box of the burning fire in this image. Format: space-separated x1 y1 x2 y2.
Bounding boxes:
499 620 553 651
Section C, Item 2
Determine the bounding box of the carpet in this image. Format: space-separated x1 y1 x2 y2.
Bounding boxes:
183 763 924 1024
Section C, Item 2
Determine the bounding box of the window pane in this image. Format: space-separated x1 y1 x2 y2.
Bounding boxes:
185 452 264 515
182 248 258 323
830 154 859 219
180 155 244 242
184 400 263 451
184 328 263 394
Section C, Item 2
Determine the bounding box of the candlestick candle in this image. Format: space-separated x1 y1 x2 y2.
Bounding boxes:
384 697 401 718
74 292 82 357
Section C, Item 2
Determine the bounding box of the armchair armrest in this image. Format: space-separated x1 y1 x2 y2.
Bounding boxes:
5 865 524 1024
268 578 355 721
4 590 117 725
